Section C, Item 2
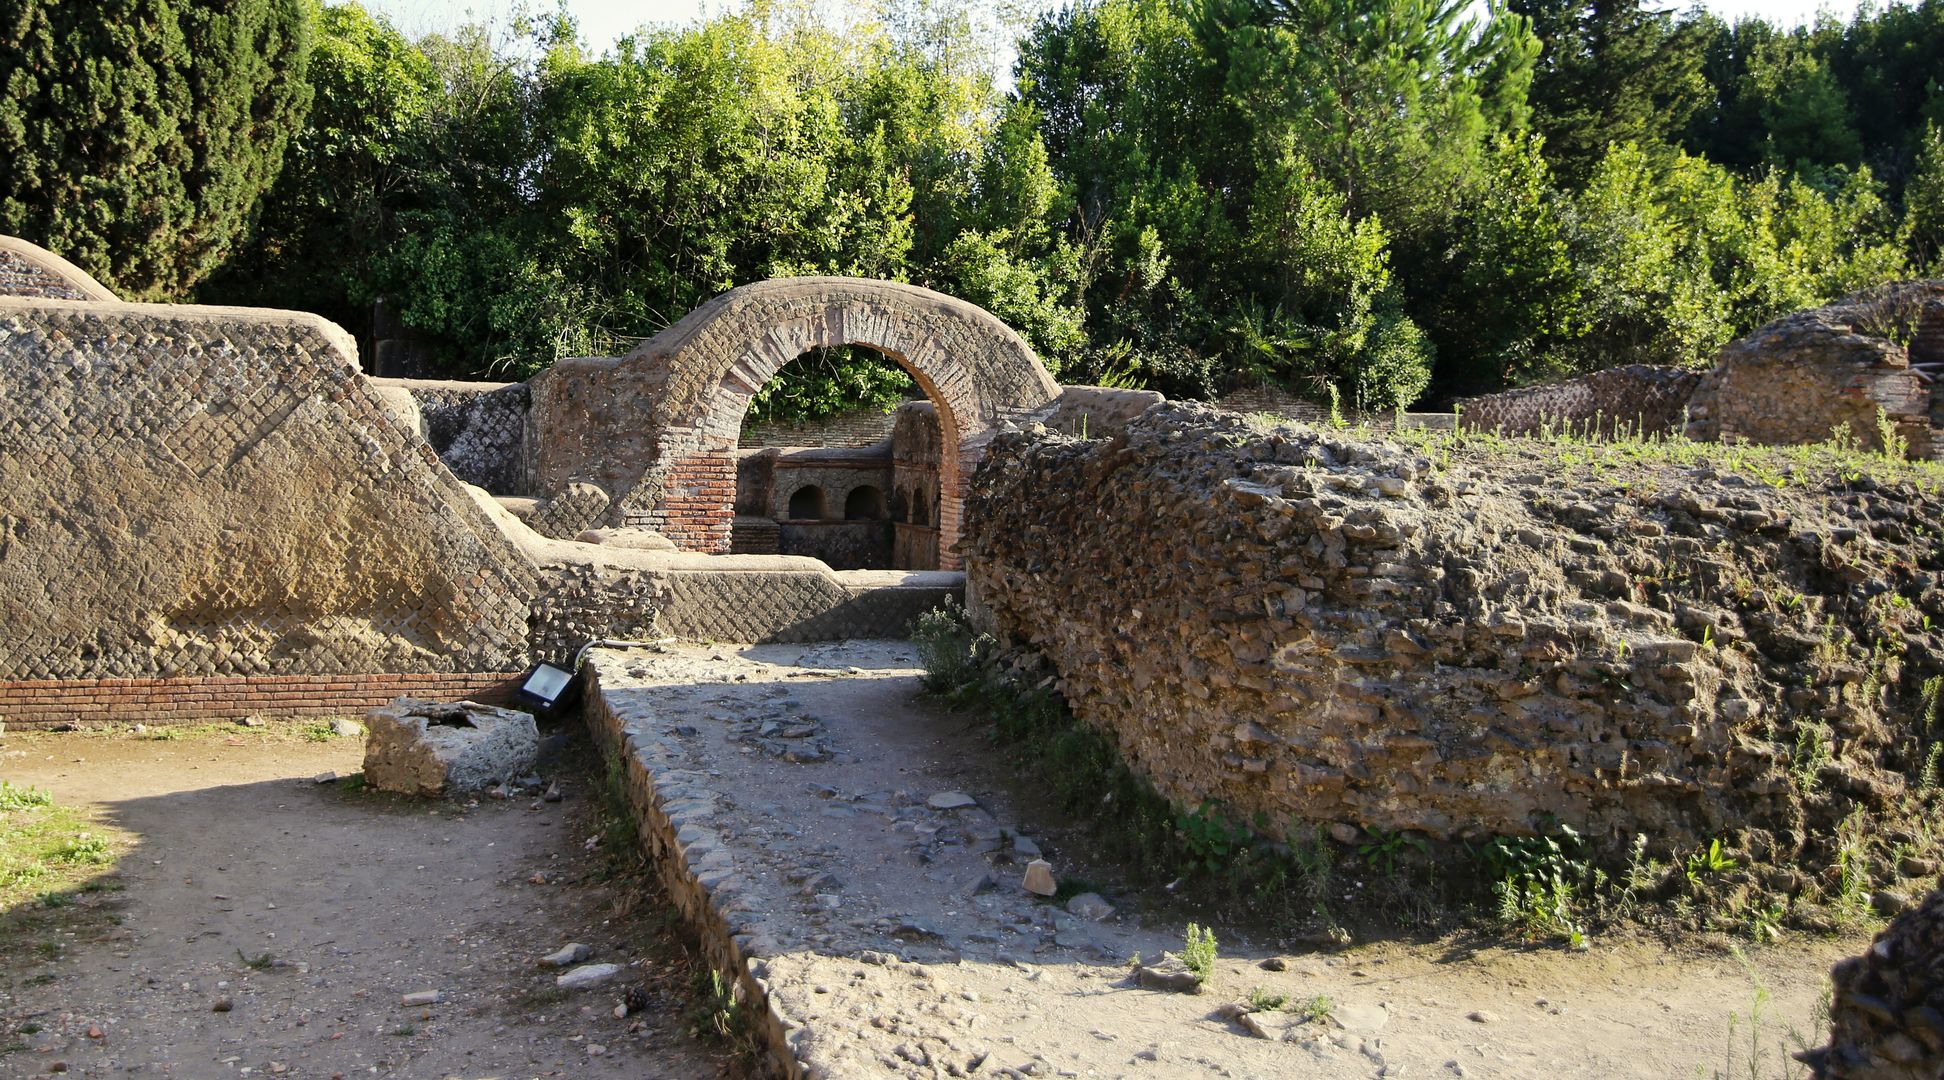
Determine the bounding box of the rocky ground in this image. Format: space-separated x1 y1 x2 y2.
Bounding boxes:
588 639 1867 1079
0 724 734 1078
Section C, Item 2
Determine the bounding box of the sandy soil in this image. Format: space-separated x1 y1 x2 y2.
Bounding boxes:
591 640 1857 1080
0 725 734 1079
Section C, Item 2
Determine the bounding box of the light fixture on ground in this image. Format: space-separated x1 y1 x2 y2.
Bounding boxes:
516 662 575 711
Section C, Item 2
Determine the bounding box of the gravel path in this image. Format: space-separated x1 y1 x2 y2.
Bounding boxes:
0 726 733 1079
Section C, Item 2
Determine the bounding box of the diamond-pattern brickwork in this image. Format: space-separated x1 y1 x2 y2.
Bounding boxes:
0 298 537 682
379 378 530 494
0 238 116 302
1459 365 1702 440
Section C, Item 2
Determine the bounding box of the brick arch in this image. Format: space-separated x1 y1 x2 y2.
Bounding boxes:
565 278 1059 569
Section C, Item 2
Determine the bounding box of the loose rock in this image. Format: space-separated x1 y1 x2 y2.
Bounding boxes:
556 963 625 990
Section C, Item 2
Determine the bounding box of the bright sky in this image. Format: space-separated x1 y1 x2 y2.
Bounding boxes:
358 0 1873 57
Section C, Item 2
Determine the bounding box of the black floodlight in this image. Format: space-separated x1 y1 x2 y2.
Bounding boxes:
517 661 576 712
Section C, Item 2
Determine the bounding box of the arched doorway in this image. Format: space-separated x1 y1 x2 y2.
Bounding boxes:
526 277 1060 570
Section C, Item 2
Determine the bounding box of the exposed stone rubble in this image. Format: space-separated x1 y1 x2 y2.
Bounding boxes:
1809 882 1944 1079
374 377 530 494
0 235 118 301
362 698 540 796
964 402 1944 896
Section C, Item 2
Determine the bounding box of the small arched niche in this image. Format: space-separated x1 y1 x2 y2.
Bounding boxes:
845 485 887 521
911 487 931 527
788 484 827 521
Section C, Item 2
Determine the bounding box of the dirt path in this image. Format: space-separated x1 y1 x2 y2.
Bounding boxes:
590 640 1856 1080
0 726 735 1079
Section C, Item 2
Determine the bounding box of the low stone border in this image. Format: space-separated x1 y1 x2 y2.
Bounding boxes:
580 653 807 1079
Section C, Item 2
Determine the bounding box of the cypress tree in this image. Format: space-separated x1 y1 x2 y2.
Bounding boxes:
0 0 311 300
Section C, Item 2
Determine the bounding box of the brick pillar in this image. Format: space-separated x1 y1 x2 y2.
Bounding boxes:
937 443 980 572
654 451 737 553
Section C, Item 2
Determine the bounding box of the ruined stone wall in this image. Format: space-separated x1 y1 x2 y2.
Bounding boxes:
778 522 893 570
376 377 530 494
964 404 1944 883
766 452 893 523
892 402 944 569
1688 284 1944 457
1213 382 1331 422
0 299 537 693
525 277 1060 566
1458 365 1701 438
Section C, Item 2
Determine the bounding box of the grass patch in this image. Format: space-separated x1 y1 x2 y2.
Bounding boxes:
516 986 570 1008
0 783 121 908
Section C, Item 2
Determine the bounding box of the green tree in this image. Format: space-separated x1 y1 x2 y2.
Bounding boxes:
1419 134 1582 397
1741 33 1863 176
0 0 313 299
1906 123 1944 273
202 2 443 327
1559 142 1902 374
1514 0 1709 183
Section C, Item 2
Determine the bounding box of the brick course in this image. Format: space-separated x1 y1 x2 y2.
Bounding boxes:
0 672 522 728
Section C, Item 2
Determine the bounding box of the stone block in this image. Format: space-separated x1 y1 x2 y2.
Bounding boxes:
362 698 539 797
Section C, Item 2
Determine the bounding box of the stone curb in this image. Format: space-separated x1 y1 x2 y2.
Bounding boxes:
580 655 809 1080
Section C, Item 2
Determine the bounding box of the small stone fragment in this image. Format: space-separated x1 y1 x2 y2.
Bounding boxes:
1133 963 1200 994
1066 892 1115 921
362 699 539 797
1022 859 1057 896
1873 890 1914 917
211 996 233 1013
1259 957 1289 972
928 791 977 810
556 963 625 990
1466 1009 1497 1024
541 943 594 968
400 990 443 1007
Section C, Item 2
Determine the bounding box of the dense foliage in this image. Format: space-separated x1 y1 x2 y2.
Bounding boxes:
0 0 313 300
12 0 1944 414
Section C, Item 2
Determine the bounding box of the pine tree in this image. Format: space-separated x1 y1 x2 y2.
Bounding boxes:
0 0 312 300
1514 0 1708 182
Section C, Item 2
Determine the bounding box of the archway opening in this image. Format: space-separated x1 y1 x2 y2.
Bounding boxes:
730 345 940 570
787 484 827 521
845 485 887 520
